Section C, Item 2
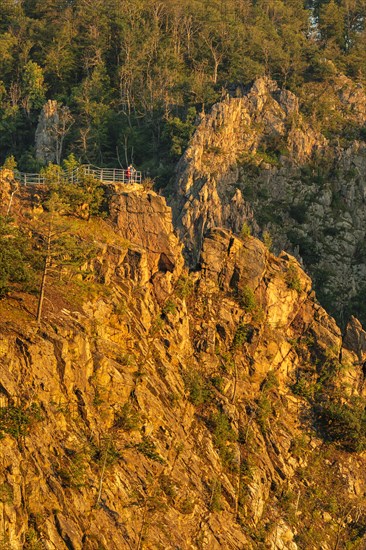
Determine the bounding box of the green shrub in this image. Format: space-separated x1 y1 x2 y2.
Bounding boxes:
208 411 238 472
179 495 195 514
209 480 223 512
162 299 177 316
256 148 280 166
238 286 257 312
285 264 302 292
240 223 251 239
210 375 224 392
261 371 279 392
57 451 88 488
291 346 366 453
159 475 177 501
218 351 235 374
256 372 279 434
184 371 212 406
24 528 43 550
232 323 253 349
209 411 237 445
256 395 272 434
175 274 194 299
206 145 222 155
291 374 315 400
47 165 105 219
0 403 43 440
150 315 164 335
115 352 135 367
113 300 127 316
114 403 141 432
0 483 13 504
136 436 165 464
289 435 309 459
315 397 366 452
92 437 121 467
262 230 272 250
0 217 37 297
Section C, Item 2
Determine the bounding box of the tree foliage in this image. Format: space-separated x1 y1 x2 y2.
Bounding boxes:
0 0 365 180
0 217 36 296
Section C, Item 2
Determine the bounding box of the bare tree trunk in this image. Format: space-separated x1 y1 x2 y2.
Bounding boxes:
96 437 111 507
6 188 18 216
36 222 52 324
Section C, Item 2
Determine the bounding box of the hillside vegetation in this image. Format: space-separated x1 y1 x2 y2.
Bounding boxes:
1 0 366 180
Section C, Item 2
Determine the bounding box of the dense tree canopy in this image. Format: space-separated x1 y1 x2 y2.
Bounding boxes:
0 0 365 182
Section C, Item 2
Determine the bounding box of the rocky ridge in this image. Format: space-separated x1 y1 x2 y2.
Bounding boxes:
172 75 366 323
0 183 366 549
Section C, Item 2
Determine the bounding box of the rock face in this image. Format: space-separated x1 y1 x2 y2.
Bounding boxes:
35 100 73 164
1 185 366 549
241 137 366 322
343 316 366 364
109 187 183 278
172 75 366 323
172 77 325 264
35 100 60 164
109 186 184 304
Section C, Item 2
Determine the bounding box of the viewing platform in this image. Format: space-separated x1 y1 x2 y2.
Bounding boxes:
11 164 142 186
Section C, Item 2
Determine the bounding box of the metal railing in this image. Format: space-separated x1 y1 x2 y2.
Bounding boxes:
14 172 46 185
11 164 142 186
83 165 142 184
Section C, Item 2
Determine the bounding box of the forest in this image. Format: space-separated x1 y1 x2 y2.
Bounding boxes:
0 0 366 183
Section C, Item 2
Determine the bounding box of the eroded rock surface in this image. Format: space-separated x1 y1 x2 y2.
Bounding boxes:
35 100 73 164
1 185 366 549
172 75 366 323
172 76 325 264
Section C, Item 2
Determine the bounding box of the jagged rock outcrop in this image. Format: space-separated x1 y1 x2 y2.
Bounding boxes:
1 185 366 549
344 316 366 364
172 76 325 264
35 100 73 164
35 100 60 164
109 187 183 278
109 187 184 304
172 75 366 323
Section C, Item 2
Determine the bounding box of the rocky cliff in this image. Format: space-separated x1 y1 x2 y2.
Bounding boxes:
172 76 366 325
1 183 366 549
